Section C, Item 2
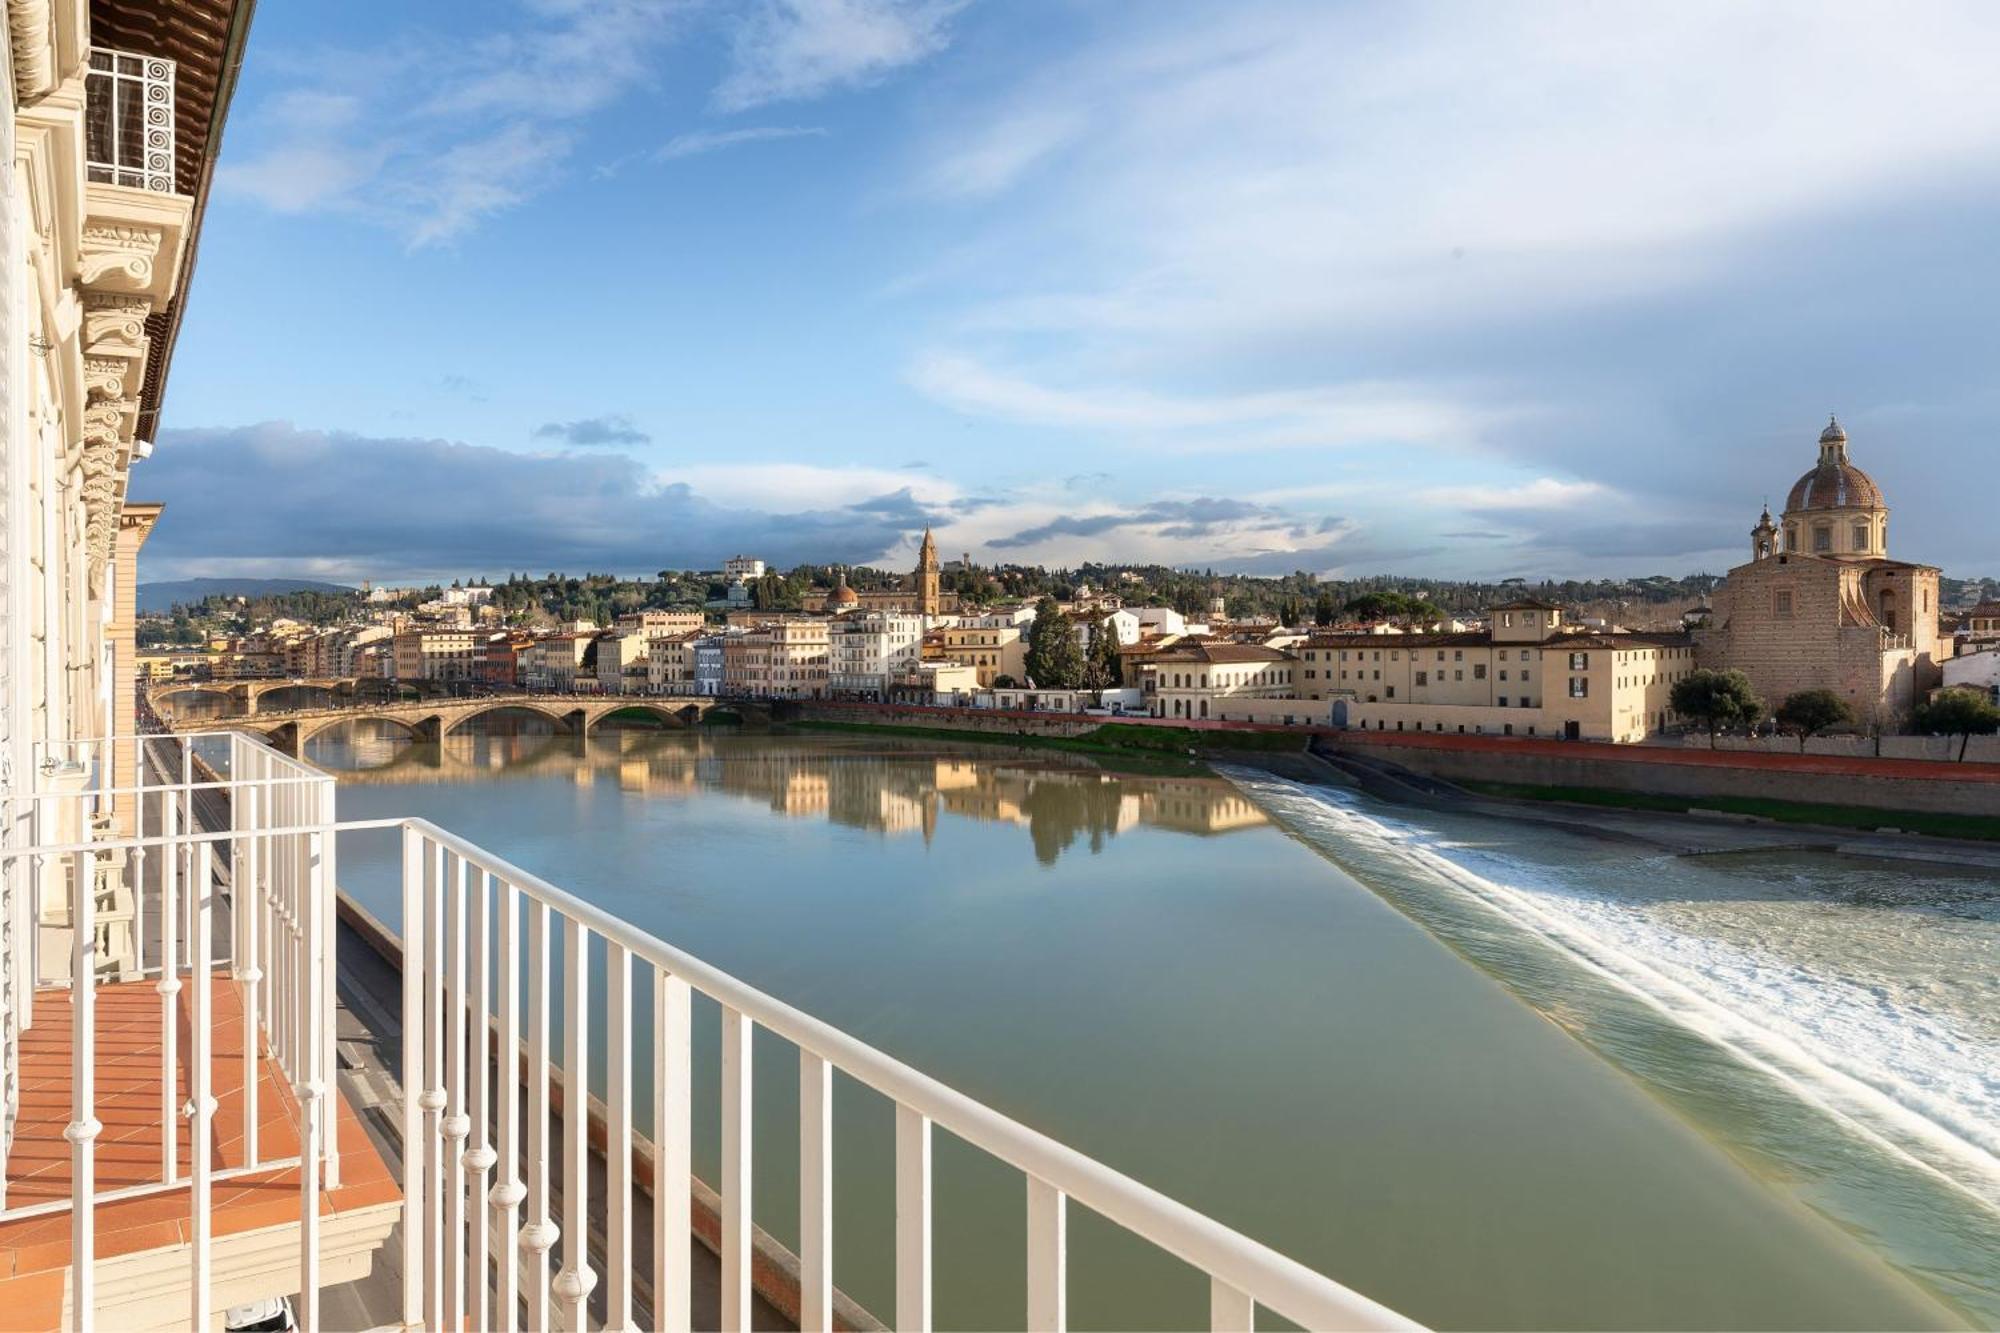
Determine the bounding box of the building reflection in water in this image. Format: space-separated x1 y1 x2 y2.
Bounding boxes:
308 715 1266 864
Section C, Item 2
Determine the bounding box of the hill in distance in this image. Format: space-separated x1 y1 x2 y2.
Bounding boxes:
138 577 355 614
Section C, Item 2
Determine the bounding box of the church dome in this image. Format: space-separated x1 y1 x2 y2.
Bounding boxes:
829 581 859 607
1786 459 1882 512
1785 416 1883 512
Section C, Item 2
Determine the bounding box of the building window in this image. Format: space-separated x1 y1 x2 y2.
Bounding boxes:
1499 696 1509 707
1774 589 1792 619
1568 652 1587 670
1416 671 1427 686
1569 677 1588 698
1473 663 1487 680
1812 525 1832 552
1852 523 1869 550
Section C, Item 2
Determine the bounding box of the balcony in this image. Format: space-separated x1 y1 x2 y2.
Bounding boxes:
0 731 1417 1331
85 49 177 194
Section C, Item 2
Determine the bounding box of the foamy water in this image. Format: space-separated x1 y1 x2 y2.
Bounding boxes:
1224 767 2000 1312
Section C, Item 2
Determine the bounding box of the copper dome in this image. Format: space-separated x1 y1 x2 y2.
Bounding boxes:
1786 460 1883 512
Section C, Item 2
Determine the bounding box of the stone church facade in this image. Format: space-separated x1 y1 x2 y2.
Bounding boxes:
1698 418 1946 729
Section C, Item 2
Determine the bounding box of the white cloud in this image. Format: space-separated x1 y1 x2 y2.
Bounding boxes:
907 2 2000 340
654 462 959 512
218 2 684 245
715 0 963 111
1419 479 1613 511
657 125 829 160
909 351 1500 449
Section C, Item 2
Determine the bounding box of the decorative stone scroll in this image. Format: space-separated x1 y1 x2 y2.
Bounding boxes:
79 225 163 290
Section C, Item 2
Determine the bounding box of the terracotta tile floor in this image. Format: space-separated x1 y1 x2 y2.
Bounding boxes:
0 979 399 1328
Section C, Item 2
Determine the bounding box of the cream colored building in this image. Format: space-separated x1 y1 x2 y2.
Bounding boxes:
593 628 652 693
830 611 924 698
939 621 1025 687
766 618 830 699
392 628 478 683
1304 602 1697 742
617 609 705 636
1699 419 1945 729
1143 644 1298 721
646 630 700 692
0 0 262 839
521 634 592 691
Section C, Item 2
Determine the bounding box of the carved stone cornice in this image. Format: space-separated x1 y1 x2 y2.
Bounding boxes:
82 397 130 448
78 435 122 593
79 224 163 290
83 357 127 401
8 0 57 103
82 293 150 359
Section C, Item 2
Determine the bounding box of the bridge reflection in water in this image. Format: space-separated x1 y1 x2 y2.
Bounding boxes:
309 717 1267 862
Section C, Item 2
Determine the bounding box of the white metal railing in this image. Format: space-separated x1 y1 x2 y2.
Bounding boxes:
0 730 338 1333
3 730 1417 1333
84 48 176 194
398 819 1418 1333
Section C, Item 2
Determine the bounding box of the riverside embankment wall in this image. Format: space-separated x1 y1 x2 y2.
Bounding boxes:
791 701 2000 818
1320 731 2000 817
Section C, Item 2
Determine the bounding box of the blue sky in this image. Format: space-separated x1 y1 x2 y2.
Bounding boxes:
136 0 2000 585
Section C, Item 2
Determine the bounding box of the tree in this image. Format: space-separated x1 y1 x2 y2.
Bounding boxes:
1083 618 1123 689
1313 591 1338 626
1024 598 1086 689
1775 689 1855 748
1912 688 2000 760
1670 668 1764 746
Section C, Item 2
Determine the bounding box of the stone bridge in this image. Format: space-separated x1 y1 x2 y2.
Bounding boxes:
157 692 720 757
149 677 368 715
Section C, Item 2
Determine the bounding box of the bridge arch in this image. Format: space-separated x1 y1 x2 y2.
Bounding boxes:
583 700 699 733
290 712 433 751
436 700 581 740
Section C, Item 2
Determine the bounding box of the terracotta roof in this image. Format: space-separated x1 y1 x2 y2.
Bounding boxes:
1306 629 1691 652
1148 643 1292 664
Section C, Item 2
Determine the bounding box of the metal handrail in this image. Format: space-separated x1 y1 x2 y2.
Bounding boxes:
410 815 1418 1332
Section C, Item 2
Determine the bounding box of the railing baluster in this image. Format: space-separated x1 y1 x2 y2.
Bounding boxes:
556 916 595 1329
68 848 98 1333
297 828 324 1333
1210 1278 1254 1332
800 1050 832 1333
190 841 215 1330
467 869 497 1333
1027 1178 1066 1333
654 970 691 1333
319 776 341 1189
445 854 469 1333
721 1006 753 1333
896 1105 933 1332
399 827 426 1333
525 899 556 1332
492 878 525 1333
606 941 633 1330
157 773 179 1186
240 787 260 1169
424 842 448 1333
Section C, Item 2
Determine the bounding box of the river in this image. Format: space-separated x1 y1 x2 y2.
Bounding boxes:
306 718 1997 1330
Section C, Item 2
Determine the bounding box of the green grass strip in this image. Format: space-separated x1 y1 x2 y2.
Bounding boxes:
1461 780 2000 841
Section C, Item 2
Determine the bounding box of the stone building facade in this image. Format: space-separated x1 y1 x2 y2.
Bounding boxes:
1699 419 1944 729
